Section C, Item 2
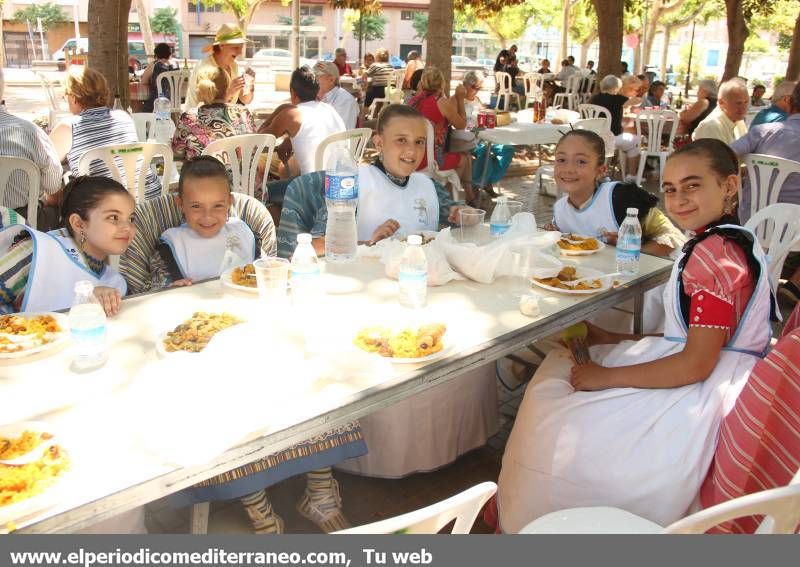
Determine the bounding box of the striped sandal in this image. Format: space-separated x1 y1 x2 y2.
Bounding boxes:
241 490 285 534
296 478 351 533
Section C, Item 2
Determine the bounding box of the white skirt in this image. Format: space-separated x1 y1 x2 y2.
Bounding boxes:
336 364 499 478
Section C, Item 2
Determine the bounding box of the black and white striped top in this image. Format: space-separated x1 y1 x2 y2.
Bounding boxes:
66 107 161 200
0 106 63 209
366 63 394 87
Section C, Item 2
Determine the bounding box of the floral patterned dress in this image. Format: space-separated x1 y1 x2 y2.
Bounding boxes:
171 103 255 160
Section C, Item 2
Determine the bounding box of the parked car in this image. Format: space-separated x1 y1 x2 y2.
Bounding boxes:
476 58 494 74
451 55 478 67
52 37 148 71
253 48 315 70
389 55 406 69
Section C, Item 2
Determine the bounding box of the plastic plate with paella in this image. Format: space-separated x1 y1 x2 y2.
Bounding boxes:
0 422 70 529
220 264 259 293
156 312 244 356
556 234 606 256
531 266 612 295
0 313 69 359
354 323 450 363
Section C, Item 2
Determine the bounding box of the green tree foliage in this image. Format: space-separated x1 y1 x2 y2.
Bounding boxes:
570 0 598 45
347 13 387 42
150 7 179 40
12 2 66 31
749 0 798 52
411 12 428 41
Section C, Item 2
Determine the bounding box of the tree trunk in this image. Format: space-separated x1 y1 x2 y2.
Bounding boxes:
88 0 132 107
134 0 154 62
580 30 598 67
633 34 642 74
560 0 570 63
722 0 748 81
786 11 800 81
0 0 6 67
660 25 672 79
427 0 453 94
592 0 624 78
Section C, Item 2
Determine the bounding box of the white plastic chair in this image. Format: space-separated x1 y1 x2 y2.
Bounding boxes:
36 72 71 131
494 72 521 111
634 109 678 189
523 73 545 108
131 113 155 142
314 128 372 171
0 156 40 229
578 75 596 104
158 70 190 113
744 203 800 293
742 154 800 222
202 133 277 199
335 482 497 534
365 97 389 121
391 68 406 89
519 483 800 534
553 74 583 111
578 104 612 132
423 119 463 200
77 142 173 202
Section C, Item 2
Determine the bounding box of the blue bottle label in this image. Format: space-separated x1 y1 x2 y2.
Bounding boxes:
325 174 358 201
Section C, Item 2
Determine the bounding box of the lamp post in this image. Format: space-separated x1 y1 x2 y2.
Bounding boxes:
684 19 696 98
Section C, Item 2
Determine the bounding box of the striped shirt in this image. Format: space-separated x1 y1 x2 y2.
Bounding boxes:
0 106 62 209
365 63 394 87
66 107 161 200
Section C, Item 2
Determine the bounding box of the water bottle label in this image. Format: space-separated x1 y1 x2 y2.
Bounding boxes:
325 174 358 201
399 270 427 284
490 222 510 236
71 325 107 341
616 248 640 262
291 267 321 280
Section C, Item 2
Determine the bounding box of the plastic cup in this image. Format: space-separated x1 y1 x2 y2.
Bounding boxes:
510 243 538 296
459 208 486 244
506 200 523 220
253 257 289 302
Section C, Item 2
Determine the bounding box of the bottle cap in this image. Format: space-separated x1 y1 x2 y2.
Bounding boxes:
297 233 312 244
74 280 94 293
407 234 422 245
626 207 638 215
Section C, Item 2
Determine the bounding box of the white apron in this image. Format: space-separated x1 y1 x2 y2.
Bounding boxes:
552 181 619 236
356 165 439 242
497 225 773 533
0 226 127 313
160 219 255 281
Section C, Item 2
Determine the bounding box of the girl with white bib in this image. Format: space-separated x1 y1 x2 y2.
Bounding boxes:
0 176 135 316
158 156 255 285
356 104 471 245
496 140 777 533
549 129 684 257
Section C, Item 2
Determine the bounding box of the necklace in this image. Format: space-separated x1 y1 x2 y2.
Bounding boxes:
375 159 410 187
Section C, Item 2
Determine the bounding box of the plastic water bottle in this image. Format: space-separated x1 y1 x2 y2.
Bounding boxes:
616 207 642 276
398 235 428 308
68 280 108 370
291 233 322 307
112 94 123 111
153 93 174 144
324 143 358 263
490 195 512 236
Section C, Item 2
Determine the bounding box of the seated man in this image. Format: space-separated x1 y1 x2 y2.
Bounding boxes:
730 81 800 304
313 61 358 130
751 80 796 127
555 58 581 82
693 78 749 144
0 69 63 230
333 47 352 77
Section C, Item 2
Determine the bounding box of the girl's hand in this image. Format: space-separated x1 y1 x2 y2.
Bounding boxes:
584 322 616 346
570 362 615 391
171 278 193 287
543 222 559 231
93 286 122 317
369 219 399 244
602 231 618 246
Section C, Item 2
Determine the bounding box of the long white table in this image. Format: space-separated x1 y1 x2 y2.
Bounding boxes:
3 248 672 533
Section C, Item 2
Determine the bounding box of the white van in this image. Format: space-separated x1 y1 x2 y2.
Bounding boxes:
52 38 89 61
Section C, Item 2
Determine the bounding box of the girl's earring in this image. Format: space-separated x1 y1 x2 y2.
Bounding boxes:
79 231 87 247
723 197 732 215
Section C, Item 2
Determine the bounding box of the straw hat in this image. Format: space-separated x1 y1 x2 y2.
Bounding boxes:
203 23 252 52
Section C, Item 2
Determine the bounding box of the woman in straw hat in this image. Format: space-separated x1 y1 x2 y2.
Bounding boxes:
185 23 255 109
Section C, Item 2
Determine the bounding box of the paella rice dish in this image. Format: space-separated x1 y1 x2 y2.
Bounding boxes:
534 266 602 290
0 442 68 507
354 324 446 358
0 315 62 354
0 431 53 461
557 234 600 251
231 264 257 288
162 312 242 353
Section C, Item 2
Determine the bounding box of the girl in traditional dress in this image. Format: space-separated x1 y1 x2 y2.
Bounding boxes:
0 176 135 315
497 138 776 533
548 129 683 257
157 156 256 285
160 156 366 533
